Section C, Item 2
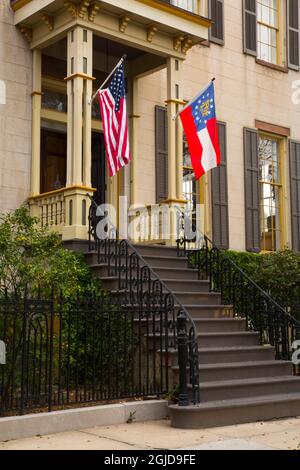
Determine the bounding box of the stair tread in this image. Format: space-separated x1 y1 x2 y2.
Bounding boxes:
198 345 274 352
151 266 199 273
161 279 209 284
142 255 188 260
194 375 300 390
197 331 259 337
172 360 292 371
169 392 300 411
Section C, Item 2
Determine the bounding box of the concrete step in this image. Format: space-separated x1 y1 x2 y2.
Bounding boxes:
150 266 200 280
198 331 260 348
149 331 260 351
194 375 300 402
141 255 189 269
161 279 209 293
193 318 246 332
172 360 293 383
173 292 221 305
169 392 300 428
197 345 276 364
133 244 178 257
180 305 234 319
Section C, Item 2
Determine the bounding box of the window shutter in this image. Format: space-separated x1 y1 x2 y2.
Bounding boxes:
155 106 168 203
209 0 225 46
287 0 300 70
289 141 300 251
211 122 229 249
244 128 260 252
243 0 257 56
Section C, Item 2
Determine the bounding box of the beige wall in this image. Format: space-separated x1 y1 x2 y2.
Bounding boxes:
135 0 300 250
0 0 32 212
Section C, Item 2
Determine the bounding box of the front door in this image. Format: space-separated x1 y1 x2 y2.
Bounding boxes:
92 132 106 206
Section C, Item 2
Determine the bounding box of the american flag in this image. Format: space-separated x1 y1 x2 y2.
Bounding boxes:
98 63 130 177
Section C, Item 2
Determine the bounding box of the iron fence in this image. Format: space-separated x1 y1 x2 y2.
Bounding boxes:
0 289 175 416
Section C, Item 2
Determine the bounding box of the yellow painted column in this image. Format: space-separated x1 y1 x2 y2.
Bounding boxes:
165 58 186 245
166 57 177 202
63 26 95 240
129 77 140 207
30 49 42 197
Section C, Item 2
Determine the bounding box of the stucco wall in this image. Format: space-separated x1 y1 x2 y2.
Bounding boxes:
135 1 300 250
0 0 32 212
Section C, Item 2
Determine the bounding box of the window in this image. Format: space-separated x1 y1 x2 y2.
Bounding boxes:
259 135 282 251
257 0 278 64
42 90 67 113
170 0 197 13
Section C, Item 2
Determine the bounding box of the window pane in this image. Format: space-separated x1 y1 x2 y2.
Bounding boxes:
257 0 278 64
259 135 282 251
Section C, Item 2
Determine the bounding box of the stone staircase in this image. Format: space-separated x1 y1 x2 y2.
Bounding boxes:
86 243 300 428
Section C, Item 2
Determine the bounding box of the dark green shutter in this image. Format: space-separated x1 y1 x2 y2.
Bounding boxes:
209 0 225 45
290 141 300 251
244 128 260 252
211 122 229 249
155 106 168 203
243 0 257 56
287 0 300 70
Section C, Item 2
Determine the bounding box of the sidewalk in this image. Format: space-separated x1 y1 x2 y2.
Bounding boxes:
1 417 300 450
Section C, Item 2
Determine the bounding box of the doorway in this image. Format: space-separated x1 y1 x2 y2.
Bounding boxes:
40 129 107 205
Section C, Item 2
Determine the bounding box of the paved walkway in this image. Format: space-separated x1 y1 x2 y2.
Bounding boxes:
1 417 300 450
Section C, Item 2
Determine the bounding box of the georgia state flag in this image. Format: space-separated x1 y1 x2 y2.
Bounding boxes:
179 82 220 180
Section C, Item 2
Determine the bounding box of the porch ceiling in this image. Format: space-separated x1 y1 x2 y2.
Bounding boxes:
12 0 210 57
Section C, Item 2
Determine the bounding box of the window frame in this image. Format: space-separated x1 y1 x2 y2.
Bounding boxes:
258 131 286 252
257 0 280 65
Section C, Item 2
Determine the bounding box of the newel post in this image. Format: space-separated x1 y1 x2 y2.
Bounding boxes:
177 311 189 406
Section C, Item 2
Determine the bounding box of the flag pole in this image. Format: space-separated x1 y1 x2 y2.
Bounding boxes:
88 54 127 105
172 77 216 121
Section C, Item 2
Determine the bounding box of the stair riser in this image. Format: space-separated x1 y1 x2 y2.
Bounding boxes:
151 268 200 280
133 246 178 257
149 333 259 351
144 257 189 268
162 280 209 293
175 293 221 305
170 399 300 429
99 278 208 293
198 348 275 364
194 320 246 332
197 380 300 402
198 334 260 348
186 307 234 319
172 363 292 383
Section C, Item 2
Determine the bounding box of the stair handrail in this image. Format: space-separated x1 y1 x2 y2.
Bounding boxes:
87 195 200 403
174 205 300 327
175 205 300 371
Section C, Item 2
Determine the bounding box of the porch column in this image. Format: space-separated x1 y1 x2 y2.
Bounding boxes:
30 49 42 198
166 57 186 244
64 27 95 240
129 77 140 207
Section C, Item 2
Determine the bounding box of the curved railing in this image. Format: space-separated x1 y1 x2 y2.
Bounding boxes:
87 196 200 404
176 208 300 375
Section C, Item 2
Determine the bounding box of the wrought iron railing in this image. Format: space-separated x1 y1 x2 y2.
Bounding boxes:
88 197 200 405
176 210 300 376
0 286 177 416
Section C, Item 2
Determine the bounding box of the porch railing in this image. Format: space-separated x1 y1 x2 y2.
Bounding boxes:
176 210 300 376
88 197 200 405
28 189 65 229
